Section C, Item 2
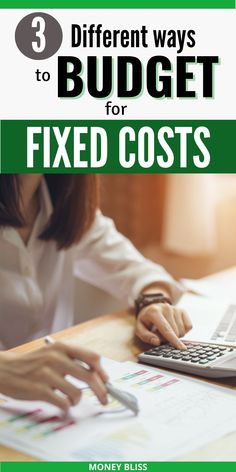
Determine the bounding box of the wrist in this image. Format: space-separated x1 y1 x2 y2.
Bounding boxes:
135 292 172 317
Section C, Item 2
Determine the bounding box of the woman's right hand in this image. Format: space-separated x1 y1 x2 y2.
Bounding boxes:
0 342 109 412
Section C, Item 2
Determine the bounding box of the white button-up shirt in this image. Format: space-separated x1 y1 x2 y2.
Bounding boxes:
0 179 182 349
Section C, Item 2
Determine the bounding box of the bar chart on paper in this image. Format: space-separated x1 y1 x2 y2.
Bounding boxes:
0 384 132 456
115 367 180 392
0 405 76 440
1 359 236 461
69 362 236 461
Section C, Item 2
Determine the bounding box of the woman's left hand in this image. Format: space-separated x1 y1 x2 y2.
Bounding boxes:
135 303 192 350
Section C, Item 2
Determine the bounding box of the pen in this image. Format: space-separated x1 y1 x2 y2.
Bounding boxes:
44 336 139 416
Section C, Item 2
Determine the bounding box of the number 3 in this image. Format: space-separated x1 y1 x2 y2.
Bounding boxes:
32 16 46 53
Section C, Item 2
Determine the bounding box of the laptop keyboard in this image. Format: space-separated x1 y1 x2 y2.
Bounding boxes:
211 305 236 342
143 342 234 365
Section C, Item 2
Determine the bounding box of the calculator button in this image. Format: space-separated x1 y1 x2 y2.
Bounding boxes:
199 354 208 359
191 358 200 363
163 354 172 358
207 356 217 361
199 359 209 364
182 356 191 361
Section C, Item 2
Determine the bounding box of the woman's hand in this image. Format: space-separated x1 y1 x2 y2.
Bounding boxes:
135 303 193 350
0 343 108 411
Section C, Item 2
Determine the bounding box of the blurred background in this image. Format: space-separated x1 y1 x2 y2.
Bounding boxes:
74 174 236 322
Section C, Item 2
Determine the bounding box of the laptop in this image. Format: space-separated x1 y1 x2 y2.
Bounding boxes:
177 293 236 347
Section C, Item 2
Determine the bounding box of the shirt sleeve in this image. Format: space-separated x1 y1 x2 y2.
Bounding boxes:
73 210 184 306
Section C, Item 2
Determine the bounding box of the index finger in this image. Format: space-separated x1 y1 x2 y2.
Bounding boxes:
149 311 186 349
58 344 109 382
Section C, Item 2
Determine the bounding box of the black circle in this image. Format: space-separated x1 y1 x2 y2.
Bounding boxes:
15 12 63 60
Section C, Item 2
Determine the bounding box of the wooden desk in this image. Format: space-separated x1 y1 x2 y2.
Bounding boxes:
1 267 236 462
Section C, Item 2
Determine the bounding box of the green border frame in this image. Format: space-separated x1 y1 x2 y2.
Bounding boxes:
0 0 235 8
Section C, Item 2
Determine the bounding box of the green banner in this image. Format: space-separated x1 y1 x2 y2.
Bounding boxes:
1 120 236 173
2 463 236 471
1 464 236 472
0 0 235 8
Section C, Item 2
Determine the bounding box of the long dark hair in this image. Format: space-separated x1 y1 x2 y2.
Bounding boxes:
0 175 99 249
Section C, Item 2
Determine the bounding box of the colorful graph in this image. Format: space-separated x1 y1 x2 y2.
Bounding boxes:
114 368 180 394
149 378 180 392
117 369 148 381
16 415 61 432
0 366 181 450
33 418 76 439
0 408 42 427
0 406 76 441
133 374 163 387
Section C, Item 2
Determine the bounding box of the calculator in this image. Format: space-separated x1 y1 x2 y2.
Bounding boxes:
138 341 236 378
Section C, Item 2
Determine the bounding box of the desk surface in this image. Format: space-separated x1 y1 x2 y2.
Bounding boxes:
1 266 236 462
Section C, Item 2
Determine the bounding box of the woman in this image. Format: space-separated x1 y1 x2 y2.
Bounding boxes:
0 174 192 411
